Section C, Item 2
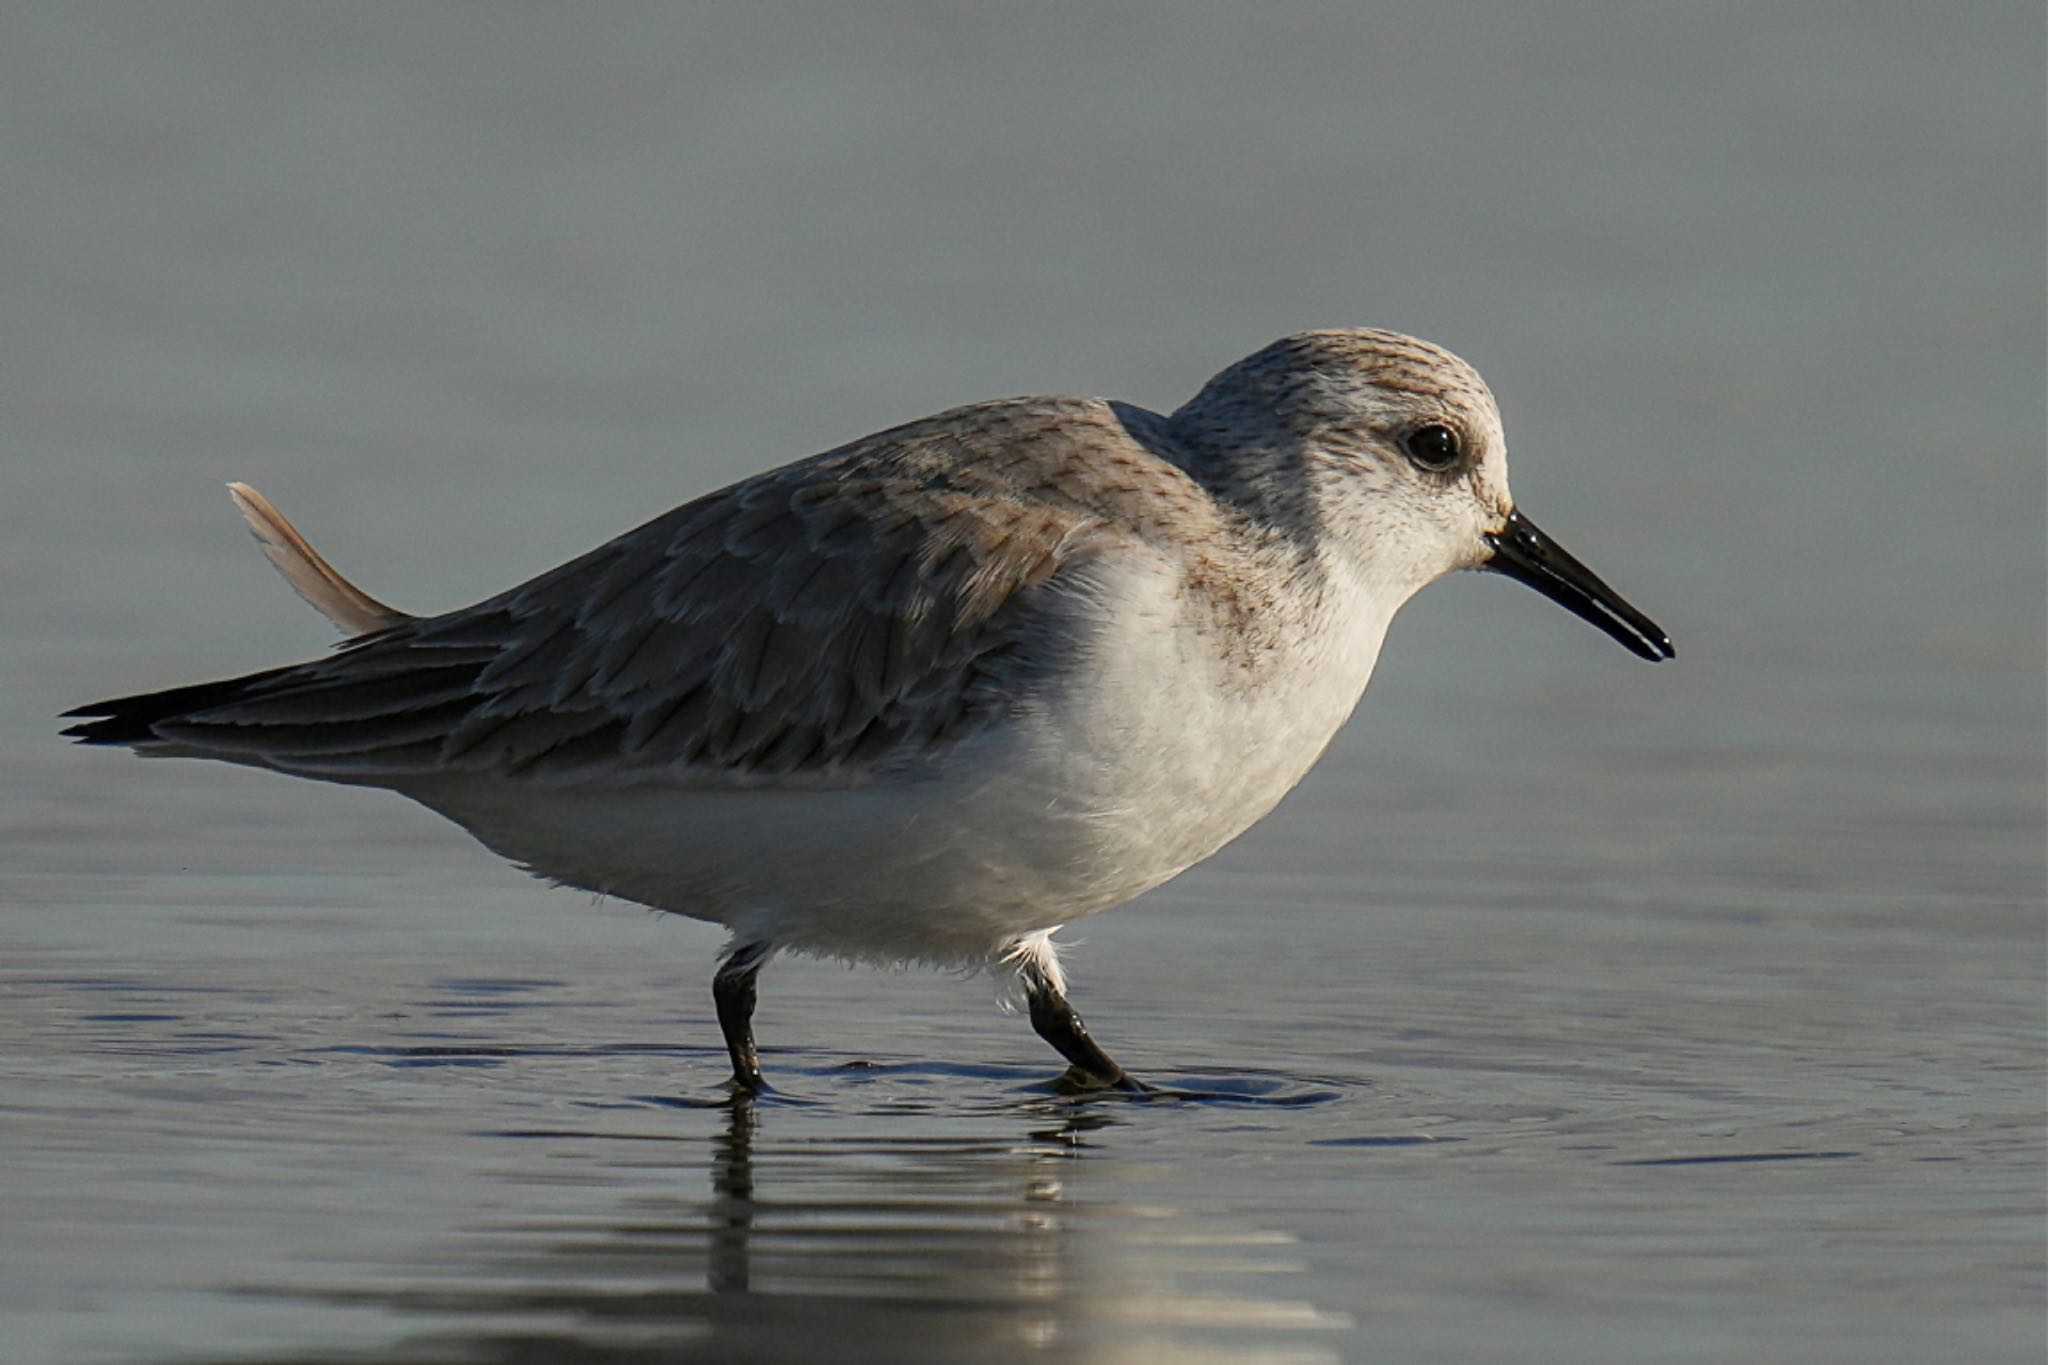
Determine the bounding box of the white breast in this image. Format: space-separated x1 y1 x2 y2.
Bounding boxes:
937 549 1398 912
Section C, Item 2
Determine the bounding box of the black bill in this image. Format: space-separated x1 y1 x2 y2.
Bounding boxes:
1483 509 1674 662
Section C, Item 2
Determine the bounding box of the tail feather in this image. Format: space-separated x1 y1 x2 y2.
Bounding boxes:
226 482 414 636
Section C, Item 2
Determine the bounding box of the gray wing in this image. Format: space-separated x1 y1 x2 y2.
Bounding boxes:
100 399 1186 783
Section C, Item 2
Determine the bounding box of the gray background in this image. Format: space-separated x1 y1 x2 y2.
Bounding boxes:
4 6 2041 1363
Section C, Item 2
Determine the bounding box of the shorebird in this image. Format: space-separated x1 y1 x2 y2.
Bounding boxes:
65 329 1672 1094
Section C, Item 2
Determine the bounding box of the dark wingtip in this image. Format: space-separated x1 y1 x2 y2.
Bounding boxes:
61 666 295 747
63 697 175 746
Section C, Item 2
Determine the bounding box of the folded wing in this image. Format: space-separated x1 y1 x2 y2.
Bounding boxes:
66 401 1148 785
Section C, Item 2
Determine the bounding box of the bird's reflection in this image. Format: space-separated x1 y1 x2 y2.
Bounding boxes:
707 1097 756 1295
246 1087 1343 1364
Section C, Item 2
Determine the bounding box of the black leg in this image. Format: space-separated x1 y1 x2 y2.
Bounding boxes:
714 942 771 1094
1018 959 1150 1093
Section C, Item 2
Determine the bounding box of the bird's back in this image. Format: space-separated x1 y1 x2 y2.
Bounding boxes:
65 395 1254 789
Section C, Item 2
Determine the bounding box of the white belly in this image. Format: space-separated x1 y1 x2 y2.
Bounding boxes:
403 553 1397 966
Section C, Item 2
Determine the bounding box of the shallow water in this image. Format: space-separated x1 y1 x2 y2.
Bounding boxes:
9 709 2040 1363
4 5 2043 1363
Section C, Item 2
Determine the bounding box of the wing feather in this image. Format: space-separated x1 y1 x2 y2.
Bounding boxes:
97 398 1233 784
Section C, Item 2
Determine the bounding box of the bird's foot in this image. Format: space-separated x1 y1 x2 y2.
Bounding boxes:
1053 1065 1154 1096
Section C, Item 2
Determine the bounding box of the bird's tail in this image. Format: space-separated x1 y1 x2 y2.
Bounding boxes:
64 483 419 750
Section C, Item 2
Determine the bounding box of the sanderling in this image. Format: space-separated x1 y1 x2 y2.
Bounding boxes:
65 329 1671 1094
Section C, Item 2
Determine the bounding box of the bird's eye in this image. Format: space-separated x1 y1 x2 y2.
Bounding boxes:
1402 423 1463 472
